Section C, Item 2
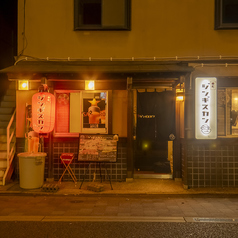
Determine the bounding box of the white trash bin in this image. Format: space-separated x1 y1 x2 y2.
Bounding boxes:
17 152 46 189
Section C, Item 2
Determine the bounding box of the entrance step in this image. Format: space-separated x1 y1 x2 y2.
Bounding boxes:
134 173 173 179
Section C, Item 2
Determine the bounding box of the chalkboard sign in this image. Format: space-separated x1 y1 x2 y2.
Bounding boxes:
78 134 118 162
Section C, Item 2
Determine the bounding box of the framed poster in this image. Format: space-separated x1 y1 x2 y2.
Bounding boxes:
82 91 108 134
78 134 118 162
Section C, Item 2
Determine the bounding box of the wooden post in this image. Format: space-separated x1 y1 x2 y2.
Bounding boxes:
127 77 134 179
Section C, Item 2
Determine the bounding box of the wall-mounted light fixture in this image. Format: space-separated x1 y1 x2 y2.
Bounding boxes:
176 95 184 101
176 88 184 101
18 80 29 90
85 80 95 90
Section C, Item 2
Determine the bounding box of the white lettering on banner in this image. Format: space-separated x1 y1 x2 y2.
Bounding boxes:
195 77 217 139
36 94 46 131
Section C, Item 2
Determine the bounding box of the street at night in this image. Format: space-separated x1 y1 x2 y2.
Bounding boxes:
1 220 238 238
0 194 238 237
1 1 238 237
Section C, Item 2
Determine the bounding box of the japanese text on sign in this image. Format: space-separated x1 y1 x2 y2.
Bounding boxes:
195 77 217 139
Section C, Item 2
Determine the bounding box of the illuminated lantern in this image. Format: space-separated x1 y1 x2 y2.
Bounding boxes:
32 92 56 133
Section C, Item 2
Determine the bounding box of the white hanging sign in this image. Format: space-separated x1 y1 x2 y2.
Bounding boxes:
195 77 217 139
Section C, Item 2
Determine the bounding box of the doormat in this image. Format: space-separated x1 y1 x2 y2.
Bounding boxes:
87 184 104 192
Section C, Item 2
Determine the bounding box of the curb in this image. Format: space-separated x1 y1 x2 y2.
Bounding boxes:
1 191 238 198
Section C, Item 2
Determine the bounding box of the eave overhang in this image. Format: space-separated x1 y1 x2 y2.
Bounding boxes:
0 60 194 80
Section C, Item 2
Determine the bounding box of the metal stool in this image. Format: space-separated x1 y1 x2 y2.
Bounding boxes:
58 153 77 185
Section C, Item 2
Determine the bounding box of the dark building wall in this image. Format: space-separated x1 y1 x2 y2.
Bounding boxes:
0 0 17 100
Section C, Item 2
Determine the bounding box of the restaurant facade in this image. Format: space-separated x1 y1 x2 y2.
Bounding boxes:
1 0 238 188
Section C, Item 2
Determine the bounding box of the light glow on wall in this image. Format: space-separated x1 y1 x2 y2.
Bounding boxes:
195 77 217 139
18 80 29 90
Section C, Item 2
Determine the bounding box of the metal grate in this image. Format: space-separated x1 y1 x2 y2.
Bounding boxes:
194 218 238 223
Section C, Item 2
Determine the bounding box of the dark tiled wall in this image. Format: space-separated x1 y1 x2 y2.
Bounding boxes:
15 137 127 182
182 139 238 187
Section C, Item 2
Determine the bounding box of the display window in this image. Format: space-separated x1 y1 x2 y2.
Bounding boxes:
54 90 108 136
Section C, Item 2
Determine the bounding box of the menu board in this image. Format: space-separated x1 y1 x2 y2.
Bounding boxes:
78 134 118 162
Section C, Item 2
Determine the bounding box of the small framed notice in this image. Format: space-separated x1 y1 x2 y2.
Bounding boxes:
78 134 118 162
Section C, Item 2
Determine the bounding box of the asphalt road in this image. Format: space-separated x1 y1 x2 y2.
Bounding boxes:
0 221 238 238
0 194 238 237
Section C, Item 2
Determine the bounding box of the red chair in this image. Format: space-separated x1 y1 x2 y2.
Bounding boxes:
58 153 77 185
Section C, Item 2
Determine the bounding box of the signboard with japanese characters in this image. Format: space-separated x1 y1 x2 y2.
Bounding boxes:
78 134 118 162
195 77 217 139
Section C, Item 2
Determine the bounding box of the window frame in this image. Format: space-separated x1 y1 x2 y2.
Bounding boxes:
217 87 238 138
215 0 238 30
54 90 80 138
54 90 109 137
74 0 131 31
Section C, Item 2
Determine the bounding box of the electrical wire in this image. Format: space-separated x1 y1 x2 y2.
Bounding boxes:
18 0 28 57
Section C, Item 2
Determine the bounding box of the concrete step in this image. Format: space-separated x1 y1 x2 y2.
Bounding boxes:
0 142 15 150
0 119 15 127
0 107 14 114
0 168 5 178
0 135 15 143
0 114 12 121
0 101 16 108
0 135 7 143
0 127 15 135
5 89 16 96
0 121 8 127
3 95 16 102
0 128 6 135
0 157 7 167
8 82 16 90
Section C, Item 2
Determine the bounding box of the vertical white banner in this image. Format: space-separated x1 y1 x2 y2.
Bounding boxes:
195 77 217 139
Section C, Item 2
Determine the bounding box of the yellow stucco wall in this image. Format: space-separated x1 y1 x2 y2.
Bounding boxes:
112 90 127 137
18 0 238 59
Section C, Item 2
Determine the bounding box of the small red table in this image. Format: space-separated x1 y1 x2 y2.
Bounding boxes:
58 153 77 185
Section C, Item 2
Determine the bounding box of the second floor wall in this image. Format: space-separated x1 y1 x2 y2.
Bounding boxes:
18 0 238 59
